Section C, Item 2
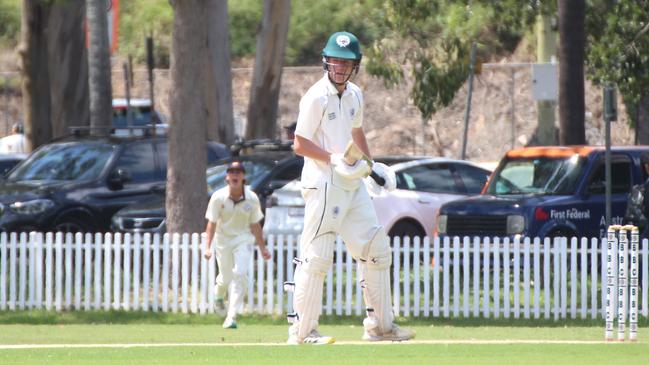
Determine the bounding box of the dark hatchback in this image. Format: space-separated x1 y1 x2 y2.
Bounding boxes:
111 151 304 233
0 135 229 232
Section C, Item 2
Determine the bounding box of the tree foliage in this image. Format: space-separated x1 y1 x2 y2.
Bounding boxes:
285 0 384 65
0 0 21 48
365 0 540 120
1 0 384 68
228 0 262 60
586 1 649 120
119 0 173 67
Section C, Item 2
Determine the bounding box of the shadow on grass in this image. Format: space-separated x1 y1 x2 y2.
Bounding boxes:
1 310 647 328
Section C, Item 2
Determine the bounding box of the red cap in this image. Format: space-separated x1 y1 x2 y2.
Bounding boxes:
226 161 246 173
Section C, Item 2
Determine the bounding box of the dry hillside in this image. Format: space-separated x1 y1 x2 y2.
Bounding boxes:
0 53 635 163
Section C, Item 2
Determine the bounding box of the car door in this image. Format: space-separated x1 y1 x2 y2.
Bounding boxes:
582 154 633 237
92 141 162 227
373 162 465 237
402 162 469 233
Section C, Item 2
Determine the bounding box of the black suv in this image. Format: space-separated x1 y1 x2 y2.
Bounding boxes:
0 135 229 232
112 140 303 233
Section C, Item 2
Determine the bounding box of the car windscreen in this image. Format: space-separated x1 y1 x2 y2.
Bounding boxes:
485 154 586 195
6 142 115 182
206 160 274 192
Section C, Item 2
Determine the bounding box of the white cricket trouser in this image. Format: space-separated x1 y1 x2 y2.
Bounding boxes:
215 241 252 319
292 178 394 340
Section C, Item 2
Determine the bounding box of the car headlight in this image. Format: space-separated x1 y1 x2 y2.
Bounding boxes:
437 214 447 234
10 199 55 215
506 215 525 235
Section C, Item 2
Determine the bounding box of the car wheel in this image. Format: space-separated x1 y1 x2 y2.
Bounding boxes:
547 229 576 240
388 220 426 267
53 216 93 233
388 220 426 240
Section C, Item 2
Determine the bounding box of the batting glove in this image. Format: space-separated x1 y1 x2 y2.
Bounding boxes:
334 159 371 180
372 162 396 191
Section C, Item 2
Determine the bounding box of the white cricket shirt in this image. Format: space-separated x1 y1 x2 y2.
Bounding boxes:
205 185 264 246
294 74 364 187
0 134 26 154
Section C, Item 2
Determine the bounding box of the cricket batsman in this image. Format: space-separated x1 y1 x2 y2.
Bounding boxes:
204 161 271 329
287 31 415 344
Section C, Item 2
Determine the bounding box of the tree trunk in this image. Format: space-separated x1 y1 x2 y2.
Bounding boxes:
48 1 89 137
19 0 52 152
205 1 234 144
86 0 112 135
245 0 291 139
557 0 586 145
534 13 557 145
637 94 649 145
166 0 209 234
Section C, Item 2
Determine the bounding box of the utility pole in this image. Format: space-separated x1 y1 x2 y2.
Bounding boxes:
604 84 617 227
460 42 477 160
536 13 557 145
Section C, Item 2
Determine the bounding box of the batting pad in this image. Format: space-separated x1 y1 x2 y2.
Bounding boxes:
293 233 335 340
360 229 394 333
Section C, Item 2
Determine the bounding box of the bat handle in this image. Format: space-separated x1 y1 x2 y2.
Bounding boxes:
370 170 386 186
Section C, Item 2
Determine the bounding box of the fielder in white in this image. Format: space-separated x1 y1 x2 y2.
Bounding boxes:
204 161 271 329
287 31 415 344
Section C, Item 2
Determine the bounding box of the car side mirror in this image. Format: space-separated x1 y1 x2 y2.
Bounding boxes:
107 169 131 190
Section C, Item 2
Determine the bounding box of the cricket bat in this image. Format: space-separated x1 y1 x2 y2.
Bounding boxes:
343 141 386 186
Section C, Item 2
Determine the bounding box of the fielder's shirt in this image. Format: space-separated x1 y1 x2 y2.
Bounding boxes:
205 185 264 246
0 134 26 154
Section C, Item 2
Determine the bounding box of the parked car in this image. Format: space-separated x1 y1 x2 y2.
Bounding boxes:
112 98 168 136
437 146 649 239
111 145 304 234
0 153 27 176
0 135 230 233
263 158 492 238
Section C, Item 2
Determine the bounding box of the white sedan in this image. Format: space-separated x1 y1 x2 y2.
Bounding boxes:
264 158 492 239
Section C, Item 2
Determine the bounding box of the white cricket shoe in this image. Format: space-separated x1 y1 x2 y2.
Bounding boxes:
362 324 415 342
222 316 237 329
287 329 335 345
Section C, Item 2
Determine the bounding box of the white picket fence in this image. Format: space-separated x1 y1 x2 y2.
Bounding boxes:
0 232 648 320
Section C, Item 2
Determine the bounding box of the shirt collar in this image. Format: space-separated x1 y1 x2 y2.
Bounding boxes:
322 73 346 96
228 186 247 204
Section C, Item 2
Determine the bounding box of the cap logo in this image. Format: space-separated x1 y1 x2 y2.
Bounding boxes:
336 35 351 48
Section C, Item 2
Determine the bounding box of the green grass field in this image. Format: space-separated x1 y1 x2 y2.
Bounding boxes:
0 311 647 365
